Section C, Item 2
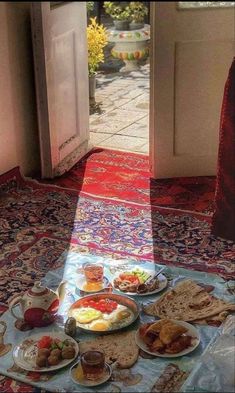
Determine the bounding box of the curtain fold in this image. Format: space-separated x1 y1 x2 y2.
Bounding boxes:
211 57 235 241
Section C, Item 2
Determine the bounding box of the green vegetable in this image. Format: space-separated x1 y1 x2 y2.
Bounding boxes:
131 269 151 283
50 342 58 350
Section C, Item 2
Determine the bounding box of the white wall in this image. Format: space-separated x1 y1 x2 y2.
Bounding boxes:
0 2 40 176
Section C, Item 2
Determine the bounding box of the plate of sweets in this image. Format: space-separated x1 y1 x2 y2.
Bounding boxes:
13 332 79 372
112 267 168 296
136 319 200 358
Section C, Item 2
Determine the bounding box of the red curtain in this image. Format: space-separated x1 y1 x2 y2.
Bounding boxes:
211 57 235 241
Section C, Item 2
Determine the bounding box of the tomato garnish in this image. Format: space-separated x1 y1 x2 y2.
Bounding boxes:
79 298 118 314
37 336 53 349
119 273 140 284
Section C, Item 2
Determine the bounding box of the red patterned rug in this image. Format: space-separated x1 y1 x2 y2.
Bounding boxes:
0 166 234 305
45 148 216 214
0 166 234 393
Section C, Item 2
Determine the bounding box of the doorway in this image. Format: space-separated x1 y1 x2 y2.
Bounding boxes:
87 2 150 155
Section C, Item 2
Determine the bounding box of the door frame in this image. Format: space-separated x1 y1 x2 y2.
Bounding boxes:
149 1 157 178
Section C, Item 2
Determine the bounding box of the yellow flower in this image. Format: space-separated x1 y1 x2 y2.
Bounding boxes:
87 17 108 76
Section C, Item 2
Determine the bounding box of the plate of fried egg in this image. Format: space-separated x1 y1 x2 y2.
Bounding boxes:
68 293 139 333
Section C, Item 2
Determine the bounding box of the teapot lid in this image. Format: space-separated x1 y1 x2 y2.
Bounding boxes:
28 281 51 297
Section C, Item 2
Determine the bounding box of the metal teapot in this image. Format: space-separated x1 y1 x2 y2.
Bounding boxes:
9 281 66 327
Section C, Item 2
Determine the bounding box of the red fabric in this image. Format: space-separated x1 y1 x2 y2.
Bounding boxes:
42 148 215 214
212 57 235 241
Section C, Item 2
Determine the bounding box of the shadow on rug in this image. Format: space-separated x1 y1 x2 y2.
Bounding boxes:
41 148 216 214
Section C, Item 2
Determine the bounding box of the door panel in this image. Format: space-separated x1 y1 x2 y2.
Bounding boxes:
31 2 89 178
150 2 235 178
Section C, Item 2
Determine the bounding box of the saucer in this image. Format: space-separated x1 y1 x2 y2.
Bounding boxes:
70 360 112 387
76 276 109 293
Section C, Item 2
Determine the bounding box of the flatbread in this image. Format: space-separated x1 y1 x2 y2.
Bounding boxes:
143 280 235 322
151 363 189 393
79 330 139 369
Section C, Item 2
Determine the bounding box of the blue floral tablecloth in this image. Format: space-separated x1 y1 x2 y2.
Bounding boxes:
0 252 234 392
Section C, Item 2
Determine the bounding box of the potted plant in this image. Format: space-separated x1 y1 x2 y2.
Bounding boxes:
86 1 94 12
103 2 131 31
87 17 108 99
128 2 148 30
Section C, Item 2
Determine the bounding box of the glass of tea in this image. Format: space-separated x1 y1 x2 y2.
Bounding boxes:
80 350 105 381
83 262 104 284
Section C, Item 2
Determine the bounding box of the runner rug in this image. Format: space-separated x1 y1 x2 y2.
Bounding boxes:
44 148 216 214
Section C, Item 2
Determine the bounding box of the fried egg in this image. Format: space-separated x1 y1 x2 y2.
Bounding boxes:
114 309 132 322
71 307 102 324
89 319 111 331
102 305 130 323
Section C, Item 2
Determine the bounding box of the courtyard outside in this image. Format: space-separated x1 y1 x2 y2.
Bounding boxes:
88 5 150 154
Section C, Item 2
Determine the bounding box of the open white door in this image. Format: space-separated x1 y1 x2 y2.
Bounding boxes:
150 2 235 178
31 2 90 178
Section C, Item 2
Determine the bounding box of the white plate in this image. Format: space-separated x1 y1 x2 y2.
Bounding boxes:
13 331 79 372
70 360 112 387
135 320 200 358
112 269 168 296
76 276 109 293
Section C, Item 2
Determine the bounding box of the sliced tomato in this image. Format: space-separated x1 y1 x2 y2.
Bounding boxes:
37 335 53 349
88 300 96 307
119 274 139 284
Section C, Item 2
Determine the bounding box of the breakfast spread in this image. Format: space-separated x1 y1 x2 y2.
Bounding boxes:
139 320 194 355
79 330 139 369
113 268 160 294
35 335 76 367
69 297 134 331
9 263 234 393
143 280 235 324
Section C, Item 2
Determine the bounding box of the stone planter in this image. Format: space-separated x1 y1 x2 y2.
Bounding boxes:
107 25 150 72
113 20 130 31
89 75 96 99
129 21 145 30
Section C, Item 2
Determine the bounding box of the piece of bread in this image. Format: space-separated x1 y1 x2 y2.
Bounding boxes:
159 323 187 345
143 280 235 322
145 319 171 335
150 338 165 352
79 330 139 369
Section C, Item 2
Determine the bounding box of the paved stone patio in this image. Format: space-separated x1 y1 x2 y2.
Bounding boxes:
89 60 150 155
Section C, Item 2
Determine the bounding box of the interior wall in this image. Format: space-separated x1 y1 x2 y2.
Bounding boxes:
0 2 40 177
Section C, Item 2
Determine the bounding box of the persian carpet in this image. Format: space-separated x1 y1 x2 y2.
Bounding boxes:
0 166 234 393
44 148 216 214
212 57 235 241
0 166 234 310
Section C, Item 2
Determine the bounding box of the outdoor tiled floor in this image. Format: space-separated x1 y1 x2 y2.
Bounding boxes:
89 63 150 154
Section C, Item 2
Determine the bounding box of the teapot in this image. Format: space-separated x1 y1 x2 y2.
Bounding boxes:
9 281 66 328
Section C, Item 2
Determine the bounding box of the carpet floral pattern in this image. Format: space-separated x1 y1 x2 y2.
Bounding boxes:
0 166 234 393
1 166 234 308
46 148 216 214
